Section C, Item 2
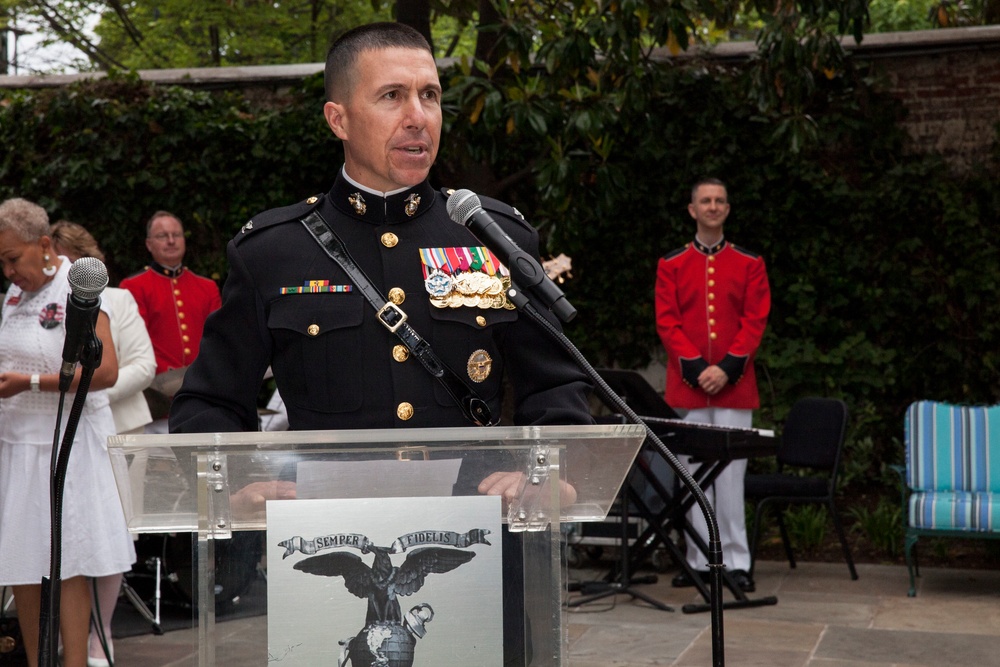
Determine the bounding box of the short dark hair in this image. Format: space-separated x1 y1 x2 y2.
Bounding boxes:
691 177 727 201
145 210 182 236
324 22 432 103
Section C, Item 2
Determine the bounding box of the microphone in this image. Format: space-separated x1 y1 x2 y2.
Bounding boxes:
59 257 109 392
446 189 576 323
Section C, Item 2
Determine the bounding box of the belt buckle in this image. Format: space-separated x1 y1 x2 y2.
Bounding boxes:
377 302 407 333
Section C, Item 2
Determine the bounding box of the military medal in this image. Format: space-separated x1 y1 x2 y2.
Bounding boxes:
467 349 492 382
424 269 453 297
419 246 512 310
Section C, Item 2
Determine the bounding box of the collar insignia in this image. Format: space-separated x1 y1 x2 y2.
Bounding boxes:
404 193 421 217
348 192 367 216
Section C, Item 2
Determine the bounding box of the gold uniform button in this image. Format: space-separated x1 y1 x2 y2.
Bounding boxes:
707 280 715 287
178 312 185 319
174 289 181 296
388 287 405 304
307 324 320 336
181 323 188 331
708 293 715 300
476 316 486 327
392 345 409 362
381 232 399 248
184 347 192 355
397 402 414 420
708 305 716 313
710 332 718 340
707 267 716 274
182 335 190 342
709 319 716 326
176 299 184 307
708 255 716 262
306 196 319 204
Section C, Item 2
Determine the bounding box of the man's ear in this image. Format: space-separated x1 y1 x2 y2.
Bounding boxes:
687 203 697 220
324 101 348 141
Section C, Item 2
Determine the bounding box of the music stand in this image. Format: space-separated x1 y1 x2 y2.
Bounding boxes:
592 370 680 521
591 369 681 422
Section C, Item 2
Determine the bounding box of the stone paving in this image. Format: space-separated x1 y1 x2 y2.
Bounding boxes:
103 559 1000 666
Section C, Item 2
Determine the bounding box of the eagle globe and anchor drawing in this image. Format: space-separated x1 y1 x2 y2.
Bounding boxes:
278 526 491 667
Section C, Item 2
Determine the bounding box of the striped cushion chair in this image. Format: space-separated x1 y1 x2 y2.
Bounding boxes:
900 401 1000 596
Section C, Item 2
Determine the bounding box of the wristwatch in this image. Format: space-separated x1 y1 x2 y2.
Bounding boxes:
30 374 41 393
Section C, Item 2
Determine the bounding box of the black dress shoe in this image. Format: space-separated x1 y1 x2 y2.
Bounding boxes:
671 570 709 588
729 569 756 593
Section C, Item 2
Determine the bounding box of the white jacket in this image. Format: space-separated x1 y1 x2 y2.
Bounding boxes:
104 287 156 433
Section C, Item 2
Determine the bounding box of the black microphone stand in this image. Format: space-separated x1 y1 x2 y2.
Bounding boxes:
508 287 728 667
38 332 103 667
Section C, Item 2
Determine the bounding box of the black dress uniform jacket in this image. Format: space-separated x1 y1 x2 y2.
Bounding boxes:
168 172 592 666
169 173 592 433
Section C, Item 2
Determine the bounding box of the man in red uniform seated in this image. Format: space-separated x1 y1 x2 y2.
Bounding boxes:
654 177 771 592
120 210 221 432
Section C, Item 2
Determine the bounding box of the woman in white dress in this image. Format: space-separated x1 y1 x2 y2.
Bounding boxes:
0 199 136 667
51 220 156 667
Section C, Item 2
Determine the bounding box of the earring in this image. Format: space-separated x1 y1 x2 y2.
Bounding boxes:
42 254 57 277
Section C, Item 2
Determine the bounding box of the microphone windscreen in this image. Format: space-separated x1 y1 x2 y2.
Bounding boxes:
446 189 481 225
67 256 109 301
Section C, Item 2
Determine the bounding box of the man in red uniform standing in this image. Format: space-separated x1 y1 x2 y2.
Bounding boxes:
655 177 770 592
121 211 221 432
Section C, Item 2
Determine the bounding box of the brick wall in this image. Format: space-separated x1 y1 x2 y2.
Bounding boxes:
662 26 1000 173
855 27 1000 172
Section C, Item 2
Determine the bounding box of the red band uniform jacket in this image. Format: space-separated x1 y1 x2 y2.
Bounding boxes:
655 238 770 410
120 264 222 375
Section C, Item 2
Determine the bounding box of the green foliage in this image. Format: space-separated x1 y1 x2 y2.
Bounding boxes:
438 11 1000 464
848 496 903 557
1 0 395 72
868 0 940 32
91 0 396 69
783 505 830 552
1 41 998 475
0 70 339 283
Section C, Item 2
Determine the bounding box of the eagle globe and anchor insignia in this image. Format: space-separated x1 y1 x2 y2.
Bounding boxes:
278 528 490 667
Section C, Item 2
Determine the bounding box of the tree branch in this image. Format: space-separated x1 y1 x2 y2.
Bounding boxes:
32 0 127 70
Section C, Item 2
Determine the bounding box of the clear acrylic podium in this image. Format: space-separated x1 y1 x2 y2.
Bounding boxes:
108 423 645 666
